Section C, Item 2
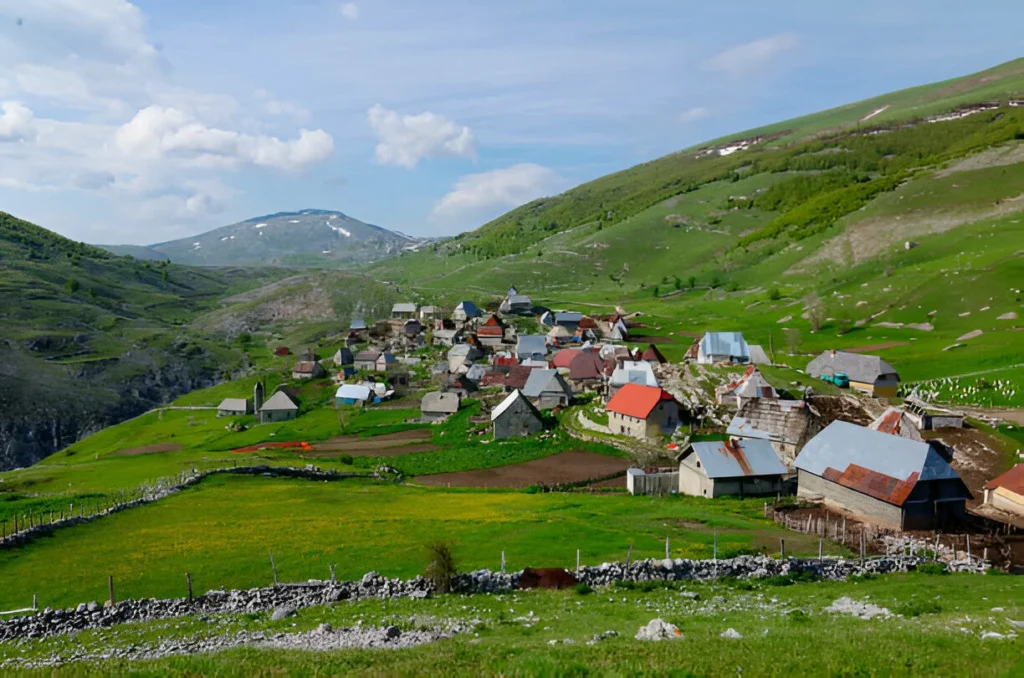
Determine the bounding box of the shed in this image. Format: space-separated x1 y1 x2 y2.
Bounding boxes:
605 383 680 441
332 347 354 367
391 302 418 319
217 398 251 417
608 360 658 398
726 399 821 467
349 317 368 332
678 438 788 498
292 361 326 380
516 335 548 362
419 305 444 320
697 332 750 364
354 350 380 371
806 350 900 397
716 365 777 407
375 352 397 372
421 391 460 422
627 467 680 496
491 389 544 439
336 383 372 406
259 390 299 424
522 369 574 409
433 328 463 347
794 421 969 529
983 464 1024 517
500 294 533 315
452 301 481 322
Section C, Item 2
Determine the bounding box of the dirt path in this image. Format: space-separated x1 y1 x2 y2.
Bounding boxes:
415 451 631 488
303 443 439 459
312 429 432 452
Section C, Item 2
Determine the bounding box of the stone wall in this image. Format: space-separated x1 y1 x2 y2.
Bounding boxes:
797 470 904 528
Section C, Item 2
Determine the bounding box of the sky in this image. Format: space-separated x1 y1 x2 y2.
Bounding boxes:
0 1 1021 245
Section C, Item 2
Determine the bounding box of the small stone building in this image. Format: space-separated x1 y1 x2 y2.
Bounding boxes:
678 438 788 498
806 350 900 398
521 369 573 409
391 302 418 319
259 390 299 424
726 398 821 468
605 383 680 442
420 392 460 423
354 350 380 371
291 361 326 380
716 365 777 408
491 389 544 440
217 398 251 417
982 464 1024 518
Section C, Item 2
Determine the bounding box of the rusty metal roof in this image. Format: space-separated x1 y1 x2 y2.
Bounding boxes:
868 407 923 441
686 438 788 479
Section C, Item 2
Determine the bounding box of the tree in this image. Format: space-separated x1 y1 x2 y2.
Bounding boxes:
768 287 782 301
687 275 696 289
652 285 660 298
784 328 802 355
65 278 80 295
424 541 457 594
804 292 826 332
673 275 682 291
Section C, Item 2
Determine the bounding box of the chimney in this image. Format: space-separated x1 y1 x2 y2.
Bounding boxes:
829 349 836 358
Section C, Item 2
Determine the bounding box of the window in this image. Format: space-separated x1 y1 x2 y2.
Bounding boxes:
696 461 701 468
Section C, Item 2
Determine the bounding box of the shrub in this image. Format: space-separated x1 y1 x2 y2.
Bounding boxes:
574 583 593 596
895 600 942 617
768 287 782 301
337 453 354 466
424 541 457 593
915 562 948 576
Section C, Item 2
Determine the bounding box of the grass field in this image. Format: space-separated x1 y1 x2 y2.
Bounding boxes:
0 474 845 612
3 571 1021 675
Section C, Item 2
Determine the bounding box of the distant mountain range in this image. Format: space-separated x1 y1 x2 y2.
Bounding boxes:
100 209 430 267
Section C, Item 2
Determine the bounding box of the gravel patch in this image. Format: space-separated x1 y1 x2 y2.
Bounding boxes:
825 596 892 620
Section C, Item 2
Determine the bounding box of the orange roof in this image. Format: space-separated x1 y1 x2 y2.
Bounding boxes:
551 349 582 369
822 464 919 506
985 464 1024 494
606 383 674 419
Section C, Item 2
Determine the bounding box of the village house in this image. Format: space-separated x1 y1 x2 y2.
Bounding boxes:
292 360 326 380
550 348 582 370
500 293 533 315
516 335 548 362
696 332 751 364
605 315 629 341
420 391 460 422
391 302 418 319
605 383 680 441
522 369 574 409
332 347 354 367
448 343 485 373
419 305 443 321
903 399 966 430
403 318 422 337
432 328 463 347
794 421 969 529
354 350 380 372
476 314 506 347
982 464 1024 518
608 360 659 398
375 351 397 372
869 407 923 441
716 365 778 407
576 316 600 342
452 300 481 323
349 317 368 337
335 384 372 406
726 399 821 467
259 390 299 424
641 344 668 365
806 350 900 397
566 351 609 393
678 438 789 498
217 398 251 417
491 389 544 439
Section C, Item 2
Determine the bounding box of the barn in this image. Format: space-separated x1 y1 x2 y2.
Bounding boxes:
491 389 544 439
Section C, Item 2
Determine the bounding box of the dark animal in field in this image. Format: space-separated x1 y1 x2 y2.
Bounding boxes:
518 567 578 590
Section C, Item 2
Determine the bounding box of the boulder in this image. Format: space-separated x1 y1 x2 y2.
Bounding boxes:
635 618 682 641
270 607 296 621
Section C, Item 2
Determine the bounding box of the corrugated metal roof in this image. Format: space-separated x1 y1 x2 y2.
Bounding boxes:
355 350 381 361
392 302 418 313
507 295 532 306
218 398 248 411
517 335 548 358
491 389 539 421
806 350 898 384
700 332 750 360
421 391 459 413
522 369 572 398
985 464 1024 493
688 438 787 479
568 352 607 380
794 421 961 505
349 317 367 330
555 312 583 323
261 391 298 411
869 408 923 441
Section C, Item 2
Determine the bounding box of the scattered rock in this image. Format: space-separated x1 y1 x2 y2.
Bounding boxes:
316 623 333 634
720 628 743 639
942 343 966 352
998 312 1018 320
980 631 1006 640
906 323 934 331
826 597 892 620
777 315 792 324
635 618 683 641
384 625 402 640
956 330 983 341
271 607 296 621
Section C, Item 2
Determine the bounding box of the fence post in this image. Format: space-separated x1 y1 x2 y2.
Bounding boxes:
842 517 846 545
819 539 823 562
500 551 506 575
269 552 278 586
780 539 785 560
329 564 337 584
576 549 580 575
32 594 37 611
859 530 865 565
186 572 193 601
108 576 115 606
966 535 971 562
625 544 633 568
713 532 718 561
934 534 939 562
665 537 670 560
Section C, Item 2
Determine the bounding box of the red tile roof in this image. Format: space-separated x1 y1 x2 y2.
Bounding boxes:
984 464 1024 494
822 464 919 506
605 383 675 419
505 365 541 390
551 349 582 369
568 352 608 380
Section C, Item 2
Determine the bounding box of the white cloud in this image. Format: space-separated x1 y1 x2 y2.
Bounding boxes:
431 163 565 228
368 104 476 169
702 33 798 78
0 102 37 142
115 105 334 170
677 106 711 124
340 3 359 20
255 89 310 122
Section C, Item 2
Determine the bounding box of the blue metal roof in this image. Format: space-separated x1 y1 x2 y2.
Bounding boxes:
349 317 367 330
555 312 583 323
516 335 548 358
688 438 787 478
455 301 481 317
794 420 960 483
522 369 572 398
700 332 750 360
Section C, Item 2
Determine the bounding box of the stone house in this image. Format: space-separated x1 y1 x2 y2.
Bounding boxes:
375 352 397 372
259 390 299 424
806 350 900 398
696 332 750 365
794 421 969 529
607 361 658 399
716 365 778 408
726 399 821 468
291 361 326 380
419 305 444 321
605 383 680 441
982 464 1024 518
491 389 544 439
522 369 573 409
433 328 463 347
500 294 533 315
217 398 251 417
420 391 460 422
452 301 481 323
354 350 380 371
678 438 789 498
391 302 418 319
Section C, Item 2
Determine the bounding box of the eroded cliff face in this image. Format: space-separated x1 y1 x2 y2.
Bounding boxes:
0 342 242 470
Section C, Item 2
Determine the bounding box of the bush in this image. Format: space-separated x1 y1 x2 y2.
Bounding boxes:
895 600 942 617
768 287 782 301
574 583 593 595
915 562 948 576
337 453 354 466
424 541 457 593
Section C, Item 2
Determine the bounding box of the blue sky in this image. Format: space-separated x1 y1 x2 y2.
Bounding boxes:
0 0 1021 244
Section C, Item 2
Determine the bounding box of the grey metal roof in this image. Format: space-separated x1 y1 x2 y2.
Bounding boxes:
261 391 298 411
336 384 372 401
555 312 583 323
421 391 460 414
522 369 572 398
794 421 960 483
332 348 354 365
218 398 248 411
355 350 381 362
687 438 788 479
700 332 750 360
610 361 658 387
806 350 898 384
516 335 548 358
734 371 777 399
508 295 532 306
392 302 418 313
420 305 442 314
464 364 491 382
491 389 534 420
748 344 771 365
349 317 367 330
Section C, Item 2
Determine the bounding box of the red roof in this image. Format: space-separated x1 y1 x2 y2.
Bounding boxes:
480 372 507 388
984 464 1024 494
578 316 599 330
505 365 541 390
605 383 675 419
642 344 667 364
723 365 757 391
482 314 503 327
551 349 582 369
569 352 608 380
822 464 919 506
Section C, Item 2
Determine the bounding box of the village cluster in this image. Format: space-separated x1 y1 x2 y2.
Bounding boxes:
215 285 1023 532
